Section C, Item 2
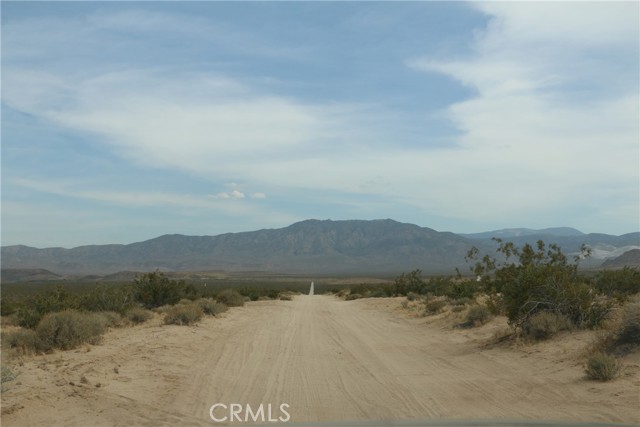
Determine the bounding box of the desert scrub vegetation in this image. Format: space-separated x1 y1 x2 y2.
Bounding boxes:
424 299 447 315
216 289 245 307
585 352 621 381
195 298 228 316
465 304 492 327
2 328 45 355
163 303 203 325
522 311 572 340
36 310 107 351
464 239 624 331
125 307 154 324
1 366 17 392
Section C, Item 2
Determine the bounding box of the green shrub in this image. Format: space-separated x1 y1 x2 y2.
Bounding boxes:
133 272 183 309
585 352 621 381
424 299 447 315
466 304 491 326
163 304 203 325
345 293 362 301
450 297 472 306
216 289 245 307
16 286 78 329
593 267 640 299
36 310 107 351
125 307 153 324
523 311 572 340
406 292 420 301
195 298 228 316
78 285 134 314
2 329 44 355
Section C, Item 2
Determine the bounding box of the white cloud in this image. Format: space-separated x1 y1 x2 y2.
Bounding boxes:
3 4 638 234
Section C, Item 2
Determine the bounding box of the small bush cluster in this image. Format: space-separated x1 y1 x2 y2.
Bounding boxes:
125 307 153 324
465 305 491 327
216 289 245 307
345 293 362 301
585 352 621 381
163 304 203 325
522 311 572 341
424 299 446 315
2 329 44 355
196 298 228 316
36 310 106 351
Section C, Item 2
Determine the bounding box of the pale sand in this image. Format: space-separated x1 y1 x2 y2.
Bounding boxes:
1 295 638 426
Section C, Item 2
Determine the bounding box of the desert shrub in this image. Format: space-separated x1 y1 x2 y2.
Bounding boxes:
466 304 491 326
369 288 388 298
2 328 44 355
345 293 362 301
401 300 409 309
615 302 640 347
279 294 293 301
36 310 106 351
163 304 203 325
585 352 621 381
466 240 600 329
96 311 126 327
394 270 427 295
1 366 16 392
523 311 572 340
125 307 153 324
133 271 183 309
1 296 19 316
216 289 245 307
196 298 227 316
406 292 420 301
78 285 134 314
450 297 471 306
424 299 447 315
593 267 640 299
451 305 465 313
444 280 478 300
16 286 79 329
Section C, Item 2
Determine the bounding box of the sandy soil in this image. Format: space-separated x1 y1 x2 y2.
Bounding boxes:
1 295 638 426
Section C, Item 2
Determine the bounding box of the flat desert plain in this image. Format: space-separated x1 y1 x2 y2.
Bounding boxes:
1 294 638 426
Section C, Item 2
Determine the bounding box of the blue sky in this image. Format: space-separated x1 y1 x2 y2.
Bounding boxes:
1 1 638 248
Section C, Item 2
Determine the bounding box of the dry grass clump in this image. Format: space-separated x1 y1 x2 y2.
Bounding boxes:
2 328 45 355
36 310 106 350
125 307 153 324
522 311 572 341
465 304 491 327
195 298 228 316
424 299 447 315
345 293 363 301
585 352 621 381
163 303 203 325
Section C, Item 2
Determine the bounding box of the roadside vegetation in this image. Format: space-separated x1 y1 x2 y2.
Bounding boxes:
1 271 303 360
338 239 639 382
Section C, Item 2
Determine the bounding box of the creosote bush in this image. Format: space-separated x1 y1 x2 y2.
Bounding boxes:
36 310 106 351
585 352 620 381
163 304 203 325
216 289 245 307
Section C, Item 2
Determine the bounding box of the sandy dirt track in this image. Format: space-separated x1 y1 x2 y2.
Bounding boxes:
2 295 638 426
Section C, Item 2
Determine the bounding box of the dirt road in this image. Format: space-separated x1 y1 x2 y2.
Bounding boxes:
2 295 638 426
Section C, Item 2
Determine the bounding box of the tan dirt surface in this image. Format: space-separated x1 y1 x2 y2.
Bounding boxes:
1 295 638 426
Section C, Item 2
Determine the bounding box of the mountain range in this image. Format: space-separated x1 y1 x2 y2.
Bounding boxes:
2 219 639 280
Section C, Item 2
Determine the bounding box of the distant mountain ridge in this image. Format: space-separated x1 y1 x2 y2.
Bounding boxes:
2 219 638 279
460 227 585 240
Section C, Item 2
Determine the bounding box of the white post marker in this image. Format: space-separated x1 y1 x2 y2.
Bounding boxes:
309 281 314 296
